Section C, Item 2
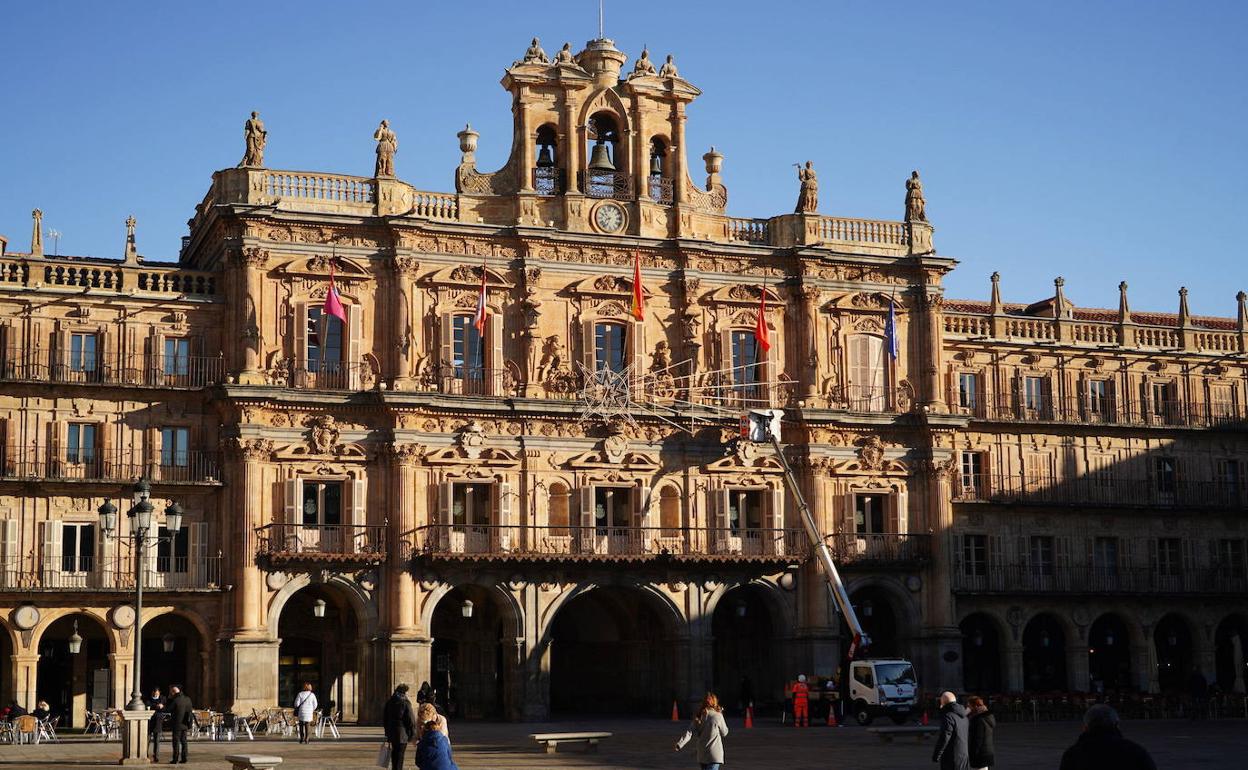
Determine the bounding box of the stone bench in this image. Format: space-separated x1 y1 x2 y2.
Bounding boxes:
866 725 939 742
529 731 613 754
224 755 283 770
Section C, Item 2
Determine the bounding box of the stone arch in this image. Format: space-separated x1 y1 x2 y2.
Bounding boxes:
140 610 212 703
266 572 378 641
1154 612 1196 694
960 611 1009 694
703 577 795 636
1087 611 1134 692
1021 611 1068 692
1214 612 1248 694
535 580 688 655
844 576 921 657
29 607 117 655
706 578 794 713
426 581 525 720
33 610 114 728
419 580 523 642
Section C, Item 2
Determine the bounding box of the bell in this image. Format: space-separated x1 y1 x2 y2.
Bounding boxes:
537 144 554 168
588 140 615 171
650 153 663 176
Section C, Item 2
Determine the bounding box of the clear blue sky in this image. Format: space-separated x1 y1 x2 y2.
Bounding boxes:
2 1 1244 316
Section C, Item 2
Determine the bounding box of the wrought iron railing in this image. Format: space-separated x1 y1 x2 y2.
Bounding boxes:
952 564 1248 595
0 349 224 388
2 555 221 591
579 170 633 200
954 472 1247 509
0 447 221 483
255 524 387 561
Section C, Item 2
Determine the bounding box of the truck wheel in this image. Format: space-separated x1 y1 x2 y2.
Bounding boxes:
854 702 873 726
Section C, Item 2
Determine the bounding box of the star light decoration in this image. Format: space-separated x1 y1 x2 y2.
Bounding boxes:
576 361 639 428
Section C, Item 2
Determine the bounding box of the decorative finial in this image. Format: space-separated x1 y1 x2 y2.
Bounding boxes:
1118 281 1131 324
1178 286 1191 327
1237 291 1247 332
124 215 138 264
989 272 1002 313
30 209 44 257
1052 277 1066 319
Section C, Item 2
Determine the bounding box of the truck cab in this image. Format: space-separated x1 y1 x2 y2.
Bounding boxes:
848 658 918 725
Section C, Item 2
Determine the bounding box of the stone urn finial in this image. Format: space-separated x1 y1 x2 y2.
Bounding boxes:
458 123 479 156
703 146 723 176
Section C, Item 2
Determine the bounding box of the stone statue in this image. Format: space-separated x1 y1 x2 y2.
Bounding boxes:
521 284 541 330
905 170 927 222
794 160 818 214
630 48 657 78
658 54 679 78
555 43 575 65
239 111 267 167
537 335 565 383
522 37 549 64
373 120 398 178
651 340 670 370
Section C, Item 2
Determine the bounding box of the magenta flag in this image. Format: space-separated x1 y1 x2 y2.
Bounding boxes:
324 267 348 325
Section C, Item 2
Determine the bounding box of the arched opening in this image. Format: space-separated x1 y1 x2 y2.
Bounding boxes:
711 585 781 715
534 124 560 195
659 485 681 537
584 112 624 198
549 587 678 716
36 613 111 727
846 586 903 659
960 613 1003 694
1154 613 1193 694
648 137 671 204
1088 613 1132 693
547 482 570 535
1214 614 1248 694
1021 614 1066 692
429 585 515 720
140 613 205 703
277 585 363 722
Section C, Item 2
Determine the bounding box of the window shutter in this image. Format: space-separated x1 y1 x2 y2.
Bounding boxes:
284 478 301 524
347 304 363 388
54 324 68 374
351 478 367 526
293 301 309 371
893 490 907 534
489 314 505 394
715 488 731 533
0 518 16 587
189 522 208 584
579 486 595 530
147 328 162 386
41 520 62 585
143 522 158 584
581 319 597 372
438 482 454 526
498 482 512 527
629 320 645 380
49 420 64 476
439 314 455 386
769 487 784 530
719 328 734 371
633 483 650 529
0 417 11 476
842 492 856 534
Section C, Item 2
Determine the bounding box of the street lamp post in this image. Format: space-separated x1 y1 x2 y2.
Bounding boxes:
98 478 182 766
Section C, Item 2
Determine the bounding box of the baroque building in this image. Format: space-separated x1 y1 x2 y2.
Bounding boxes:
0 36 1244 725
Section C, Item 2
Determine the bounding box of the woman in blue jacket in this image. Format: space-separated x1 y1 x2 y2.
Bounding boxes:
415 718 459 770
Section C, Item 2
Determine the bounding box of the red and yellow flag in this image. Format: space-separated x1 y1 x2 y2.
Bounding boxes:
631 251 645 321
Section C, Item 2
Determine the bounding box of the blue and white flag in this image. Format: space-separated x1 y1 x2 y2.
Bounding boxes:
885 297 899 360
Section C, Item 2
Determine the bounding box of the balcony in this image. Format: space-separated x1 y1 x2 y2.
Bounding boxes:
407 525 808 564
952 565 1248 595
955 473 1247 510
1 555 222 591
648 175 673 205
824 533 931 567
532 167 565 196
823 385 912 414
0 447 221 484
419 363 519 398
963 396 1245 429
578 170 633 200
255 524 387 566
0 350 224 389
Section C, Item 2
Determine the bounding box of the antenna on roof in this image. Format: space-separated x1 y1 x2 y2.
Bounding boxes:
46 228 61 256
599 0 604 39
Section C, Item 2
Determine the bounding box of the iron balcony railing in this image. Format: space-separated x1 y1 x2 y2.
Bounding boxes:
954 472 1248 509
0 447 221 483
2 555 222 591
578 170 634 200
283 362 376 391
824 533 932 566
648 175 674 204
255 524 387 562
951 564 1248 595
824 385 913 414
419 363 519 398
0 349 224 389
960 395 1245 429
532 167 566 196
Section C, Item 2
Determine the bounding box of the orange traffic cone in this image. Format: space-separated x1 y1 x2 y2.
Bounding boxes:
671 700 680 722
744 704 754 729
826 704 838 727
920 709 930 726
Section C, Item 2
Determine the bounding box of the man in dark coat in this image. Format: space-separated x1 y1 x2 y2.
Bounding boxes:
145 687 166 762
966 695 995 770
931 691 970 770
166 685 193 764
1060 704 1156 770
382 684 418 770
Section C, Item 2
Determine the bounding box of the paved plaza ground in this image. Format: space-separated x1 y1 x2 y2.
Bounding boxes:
1 718 1243 769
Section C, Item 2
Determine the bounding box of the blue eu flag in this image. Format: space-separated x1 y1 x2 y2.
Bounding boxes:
885 298 899 360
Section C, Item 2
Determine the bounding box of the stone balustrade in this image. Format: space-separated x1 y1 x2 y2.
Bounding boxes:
945 309 1246 354
264 171 375 204
0 256 218 297
818 216 908 246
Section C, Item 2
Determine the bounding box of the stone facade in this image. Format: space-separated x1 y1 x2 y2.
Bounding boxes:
0 37 1244 725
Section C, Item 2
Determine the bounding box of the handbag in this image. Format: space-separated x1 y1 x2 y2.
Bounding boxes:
375 742 391 768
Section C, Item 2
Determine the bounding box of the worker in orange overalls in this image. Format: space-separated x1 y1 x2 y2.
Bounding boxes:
792 674 810 727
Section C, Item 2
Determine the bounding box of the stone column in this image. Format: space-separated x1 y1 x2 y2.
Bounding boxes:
234 439 273 634
13 653 39 715
232 247 269 385
390 255 419 390
799 286 821 401
1067 642 1090 692
671 103 687 205
1004 642 1025 693
921 291 946 410
1140 624 1160 693
923 459 956 629
391 445 421 635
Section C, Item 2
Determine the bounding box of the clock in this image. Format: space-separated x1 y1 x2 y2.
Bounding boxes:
111 604 135 629
593 202 625 233
13 605 39 631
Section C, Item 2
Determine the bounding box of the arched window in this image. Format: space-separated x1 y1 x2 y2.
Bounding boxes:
648 137 671 204
594 322 627 373
534 124 560 195
548 482 570 536
846 334 887 411
584 112 624 199
659 486 681 536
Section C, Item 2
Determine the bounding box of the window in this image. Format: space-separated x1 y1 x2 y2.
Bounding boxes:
155 526 189 573
61 523 95 573
1150 382 1177 424
1092 537 1119 577
730 330 763 398
163 338 190 376
1218 459 1242 501
957 373 978 412
855 494 887 535
853 666 874 688
593 487 631 531
301 480 343 526
67 423 97 464
727 489 764 534
1029 535 1054 577
1153 538 1182 576
594 322 627 373
160 427 189 468
962 534 987 577
1210 384 1237 422
307 308 344 372
1023 376 1046 413
1154 458 1177 494
959 451 985 497
847 335 886 410
1216 539 1245 574
451 483 492 530
547 482 570 536
1087 380 1113 421
451 315 485 380
69 333 97 373
659 487 681 536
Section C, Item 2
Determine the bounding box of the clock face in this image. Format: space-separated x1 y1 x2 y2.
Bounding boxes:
13 605 39 630
594 203 625 233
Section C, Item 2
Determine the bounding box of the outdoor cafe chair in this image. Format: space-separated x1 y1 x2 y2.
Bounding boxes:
12 715 39 744
37 715 59 742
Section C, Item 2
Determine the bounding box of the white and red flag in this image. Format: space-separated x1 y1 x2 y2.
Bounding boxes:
472 261 488 334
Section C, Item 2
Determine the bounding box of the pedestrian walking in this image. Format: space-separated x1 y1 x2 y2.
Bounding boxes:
145 687 166 762
414 714 459 770
792 674 810 727
1059 704 1157 770
167 684 193 764
966 695 995 770
382 684 418 770
293 681 318 743
674 692 730 770
417 701 449 741
931 691 969 770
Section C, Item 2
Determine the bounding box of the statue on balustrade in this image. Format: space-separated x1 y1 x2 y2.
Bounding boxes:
521 37 549 64
905 170 927 222
658 54 679 78
629 48 657 78
239 111 267 168
794 161 818 213
374 120 398 178
555 43 575 65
